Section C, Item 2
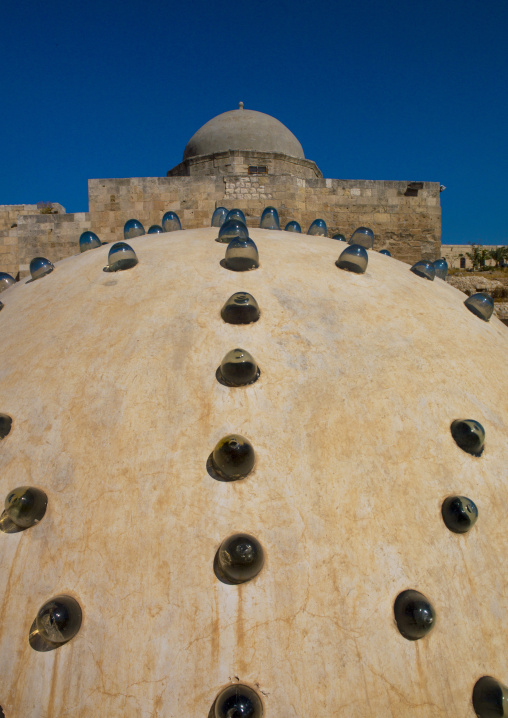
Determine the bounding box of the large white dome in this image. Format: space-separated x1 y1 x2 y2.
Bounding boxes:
0 228 507 717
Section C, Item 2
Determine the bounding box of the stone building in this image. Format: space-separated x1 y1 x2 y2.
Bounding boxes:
0 105 442 278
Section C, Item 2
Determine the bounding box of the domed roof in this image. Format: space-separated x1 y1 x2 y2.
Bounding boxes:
183 105 305 160
1 229 508 716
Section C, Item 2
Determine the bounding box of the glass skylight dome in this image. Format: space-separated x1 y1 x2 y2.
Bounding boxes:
260 206 280 230
79 231 101 253
284 221 301 233
349 226 374 249
223 237 259 271
308 219 327 236
162 211 181 232
104 242 138 272
216 219 249 244
335 244 368 274
211 207 228 228
147 225 164 234
0 272 15 292
29 257 54 281
123 219 145 240
410 260 435 281
433 258 448 280
225 208 246 225
464 292 494 321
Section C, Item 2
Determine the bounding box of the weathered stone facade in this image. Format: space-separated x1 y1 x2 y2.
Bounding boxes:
0 107 442 278
0 175 441 278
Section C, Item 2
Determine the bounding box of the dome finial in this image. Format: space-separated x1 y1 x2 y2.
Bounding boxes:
238 101 244 110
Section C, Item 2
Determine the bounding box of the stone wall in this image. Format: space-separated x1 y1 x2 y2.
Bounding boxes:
0 203 66 233
12 213 91 277
88 175 441 263
441 244 507 269
167 149 322 179
0 175 441 277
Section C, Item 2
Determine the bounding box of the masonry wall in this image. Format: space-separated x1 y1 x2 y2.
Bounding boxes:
0 175 441 278
87 175 441 262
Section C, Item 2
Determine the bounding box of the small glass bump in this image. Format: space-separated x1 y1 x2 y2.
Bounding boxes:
472 676 508 718
394 590 436 640
349 226 374 249
451 419 485 457
379 249 391 256
308 218 327 236
34 595 82 644
211 207 228 228
104 242 138 272
4 486 47 529
216 533 264 584
260 206 280 230
29 257 54 281
214 684 263 718
221 292 260 325
162 211 181 232
465 293 495 322
410 260 435 281
0 272 15 293
433 258 448 280
335 244 368 274
332 233 347 242
0 414 12 439
0 301 3 311
218 348 260 386
222 238 259 271
225 208 246 225
79 231 101 253
216 219 249 244
210 434 255 481
285 221 301 233
441 496 478 534
147 224 164 234
123 219 145 240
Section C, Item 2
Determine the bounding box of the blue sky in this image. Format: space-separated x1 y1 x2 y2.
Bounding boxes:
1 0 507 244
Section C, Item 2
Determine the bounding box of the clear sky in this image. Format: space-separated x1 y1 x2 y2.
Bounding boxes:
2 0 507 245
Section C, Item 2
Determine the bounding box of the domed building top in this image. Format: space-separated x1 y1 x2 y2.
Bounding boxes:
182 104 305 161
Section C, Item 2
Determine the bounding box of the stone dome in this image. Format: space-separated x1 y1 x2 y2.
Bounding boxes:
183 106 305 161
0 228 507 717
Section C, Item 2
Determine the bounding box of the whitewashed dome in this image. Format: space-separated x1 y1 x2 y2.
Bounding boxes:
0 228 507 717
183 106 305 160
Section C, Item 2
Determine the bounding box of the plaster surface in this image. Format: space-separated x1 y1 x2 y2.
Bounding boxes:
0 229 507 717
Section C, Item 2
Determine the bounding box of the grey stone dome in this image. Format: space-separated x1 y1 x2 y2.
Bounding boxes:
183 107 305 161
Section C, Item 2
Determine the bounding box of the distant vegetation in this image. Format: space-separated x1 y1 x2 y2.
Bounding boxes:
37 201 58 215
